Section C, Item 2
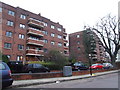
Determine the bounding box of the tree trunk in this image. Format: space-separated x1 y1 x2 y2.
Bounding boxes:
110 55 117 68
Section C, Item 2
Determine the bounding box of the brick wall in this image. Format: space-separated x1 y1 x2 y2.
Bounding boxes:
12 69 115 80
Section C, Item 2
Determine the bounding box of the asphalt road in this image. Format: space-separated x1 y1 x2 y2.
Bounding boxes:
16 73 118 89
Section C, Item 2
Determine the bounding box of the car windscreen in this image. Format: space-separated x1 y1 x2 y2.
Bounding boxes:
74 62 84 66
92 64 98 66
33 64 43 68
0 63 6 70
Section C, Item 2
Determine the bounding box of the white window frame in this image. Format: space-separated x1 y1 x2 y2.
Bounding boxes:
19 34 25 39
8 10 15 16
17 56 23 61
0 7 2 12
58 35 62 39
20 24 25 29
51 41 55 45
57 28 62 32
7 21 14 26
6 31 12 37
51 33 55 37
58 42 62 47
51 25 55 29
77 35 80 38
20 14 26 19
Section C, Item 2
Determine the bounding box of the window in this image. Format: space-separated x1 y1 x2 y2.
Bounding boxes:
43 31 48 35
6 55 11 59
20 24 25 29
51 25 55 29
58 42 62 47
51 33 55 37
43 22 48 26
44 48 48 53
77 41 80 44
8 10 15 16
64 51 67 54
17 56 23 61
6 31 12 37
57 28 62 32
78 47 80 50
51 41 55 45
20 14 26 19
4 43 11 49
29 36 39 40
36 48 41 51
43 39 48 43
0 63 5 70
19 34 25 39
0 7 2 12
58 35 62 39
76 34 80 38
18 44 24 50
7 21 14 26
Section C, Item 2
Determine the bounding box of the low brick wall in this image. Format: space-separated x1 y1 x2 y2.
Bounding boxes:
11 69 116 80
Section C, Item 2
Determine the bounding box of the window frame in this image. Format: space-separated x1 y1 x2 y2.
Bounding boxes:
51 41 55 45
19 34 25 39
7 20 14 26
19 23 25 29
18 44 24 50
51 25 55 29
4 43 11 49
6 31 12 37
8 10 15 16
51 33 55 37
20 14 26 19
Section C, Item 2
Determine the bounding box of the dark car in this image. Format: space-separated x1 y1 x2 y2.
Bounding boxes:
7 61 24 73
23 63 50 73
72 62 88 71
0 62 13 88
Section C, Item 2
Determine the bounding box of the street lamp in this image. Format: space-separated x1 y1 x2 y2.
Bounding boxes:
89 54 92 76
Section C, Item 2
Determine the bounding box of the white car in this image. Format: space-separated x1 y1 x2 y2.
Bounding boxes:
102 63 113 69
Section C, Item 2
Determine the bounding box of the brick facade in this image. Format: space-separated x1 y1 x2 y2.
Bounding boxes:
0 2 69 61
69 30 106 63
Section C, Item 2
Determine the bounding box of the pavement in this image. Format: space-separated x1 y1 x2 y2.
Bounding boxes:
10 70 119 88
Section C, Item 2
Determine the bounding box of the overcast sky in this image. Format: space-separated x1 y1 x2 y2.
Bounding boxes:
1 0 119 34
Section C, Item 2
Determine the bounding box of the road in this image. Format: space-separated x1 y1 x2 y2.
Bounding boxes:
12 73 118 89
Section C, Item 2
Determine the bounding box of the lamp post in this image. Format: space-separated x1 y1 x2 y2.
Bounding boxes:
89 54 92 76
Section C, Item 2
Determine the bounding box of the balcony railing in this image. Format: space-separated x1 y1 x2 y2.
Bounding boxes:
64 39 68 43
28 18 44 28
26 49 44 56
63 32 67 36
28 27 44 37
64 46 69 50
27 38 44 46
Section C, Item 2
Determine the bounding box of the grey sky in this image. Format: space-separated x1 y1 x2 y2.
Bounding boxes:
1 0 119 34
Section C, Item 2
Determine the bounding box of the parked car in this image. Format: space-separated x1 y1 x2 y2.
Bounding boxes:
90 63 103 70
72 62 88 71
7 61 24 73
23 63 50 73
102 63 113 69
0 62 13 88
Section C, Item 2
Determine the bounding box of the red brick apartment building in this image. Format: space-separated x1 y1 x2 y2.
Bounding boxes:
69 30 106 63
0 2 69 61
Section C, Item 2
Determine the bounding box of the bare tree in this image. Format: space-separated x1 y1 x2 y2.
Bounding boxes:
92 14 120 66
